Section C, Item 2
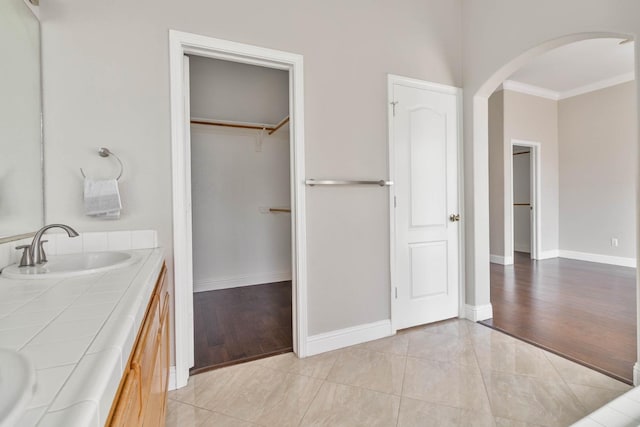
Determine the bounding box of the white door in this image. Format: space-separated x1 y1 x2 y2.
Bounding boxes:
389 77 460 330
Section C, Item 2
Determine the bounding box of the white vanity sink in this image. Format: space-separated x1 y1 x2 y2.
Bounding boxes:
1 251 136 279
0 349 36 427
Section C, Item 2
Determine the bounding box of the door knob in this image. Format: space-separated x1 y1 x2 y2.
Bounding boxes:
449 214 460 222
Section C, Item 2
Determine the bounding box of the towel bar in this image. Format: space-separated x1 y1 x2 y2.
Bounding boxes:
305 179 393 187
80 147 123 181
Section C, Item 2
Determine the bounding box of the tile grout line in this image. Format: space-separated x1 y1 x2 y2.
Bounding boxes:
470 320 606 426
296 379 327 426
465 320 499 423
168 399 260 426
395 349 410 427
177 358 328 426
541 348 593 415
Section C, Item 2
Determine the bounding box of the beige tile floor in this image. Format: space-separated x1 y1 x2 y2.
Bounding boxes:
167 319 631 427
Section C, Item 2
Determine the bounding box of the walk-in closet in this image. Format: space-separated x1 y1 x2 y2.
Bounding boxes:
188 56 292 373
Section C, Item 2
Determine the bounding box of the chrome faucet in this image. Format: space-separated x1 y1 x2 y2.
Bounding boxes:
19 224 79 267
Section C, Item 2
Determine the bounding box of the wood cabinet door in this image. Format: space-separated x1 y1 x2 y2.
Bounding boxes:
110 369 142 427
144 290 170 426
132 292 161 411
107 263 169 427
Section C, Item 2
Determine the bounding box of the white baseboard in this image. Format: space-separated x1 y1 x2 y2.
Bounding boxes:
537 250 559 260
634 362 640 386
490 254 513 265
464 304 493 321
193 271 292 292
306 320 393 356
168 366 177 390
559 250 636 268
514 245 530 253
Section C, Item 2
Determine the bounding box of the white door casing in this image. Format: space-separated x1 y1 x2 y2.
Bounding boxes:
169 30 308 390
182 55 195 369
389 76 461 331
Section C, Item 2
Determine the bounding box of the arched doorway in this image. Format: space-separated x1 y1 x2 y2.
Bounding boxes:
470 32 638 383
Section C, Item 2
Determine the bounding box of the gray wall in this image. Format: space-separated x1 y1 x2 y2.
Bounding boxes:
488 91 505 257
504 91 559 256
489 82 637 262
39 0 463 350
488 90 559 259
559 81 637 259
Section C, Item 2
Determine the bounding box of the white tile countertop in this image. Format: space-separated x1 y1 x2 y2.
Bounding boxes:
572 386 640 426
0 247 164 426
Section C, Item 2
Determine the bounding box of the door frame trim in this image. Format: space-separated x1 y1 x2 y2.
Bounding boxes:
509 139 542 260
169 30 308 389
387 74 465 333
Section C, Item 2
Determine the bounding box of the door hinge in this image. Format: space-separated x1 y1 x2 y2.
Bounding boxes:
390 101 398 117
394 196 397 208
394 287 398 299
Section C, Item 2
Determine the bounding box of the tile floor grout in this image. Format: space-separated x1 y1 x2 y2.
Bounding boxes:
466 319 499 423
295 378 327 426
167 319 631 427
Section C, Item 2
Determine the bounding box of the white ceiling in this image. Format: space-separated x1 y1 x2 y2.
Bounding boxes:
505 38 635 99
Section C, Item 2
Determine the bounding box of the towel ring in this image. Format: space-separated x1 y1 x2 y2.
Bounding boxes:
80 147 123 180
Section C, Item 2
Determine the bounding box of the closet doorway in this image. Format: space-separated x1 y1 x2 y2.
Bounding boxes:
510 140 541 260
187 56 293 373
169 31 307 389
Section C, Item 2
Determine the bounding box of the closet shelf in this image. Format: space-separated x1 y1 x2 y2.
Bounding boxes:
191 116 289 135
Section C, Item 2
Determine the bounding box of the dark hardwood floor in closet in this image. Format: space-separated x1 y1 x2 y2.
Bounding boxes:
482 252 636 384
191 281 292 375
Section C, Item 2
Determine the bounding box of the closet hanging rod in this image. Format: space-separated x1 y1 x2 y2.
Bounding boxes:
306 179 393 187
269 117 290 135
190 116 290 135
514 203 531 206
513 151 531 156
269 208 291 213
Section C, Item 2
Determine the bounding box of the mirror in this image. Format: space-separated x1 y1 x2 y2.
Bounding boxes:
0 0 43 241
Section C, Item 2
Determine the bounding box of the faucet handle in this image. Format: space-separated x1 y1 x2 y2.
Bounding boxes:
16 245 33 268
38 240 48 264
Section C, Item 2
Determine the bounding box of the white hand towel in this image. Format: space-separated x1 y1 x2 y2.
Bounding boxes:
84 178 122 219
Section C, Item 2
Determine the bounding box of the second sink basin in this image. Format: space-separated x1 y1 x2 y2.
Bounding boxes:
1 251 136 280
0 348 36 427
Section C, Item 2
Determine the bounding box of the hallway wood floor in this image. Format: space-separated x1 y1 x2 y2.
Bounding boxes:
483 252 636 384
191 281 292 375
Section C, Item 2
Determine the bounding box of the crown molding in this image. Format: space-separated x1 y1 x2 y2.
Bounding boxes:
502 80 559 100
502 72 636 102
558 72 635 100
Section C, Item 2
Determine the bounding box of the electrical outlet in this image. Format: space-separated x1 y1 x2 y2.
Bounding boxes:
611 238 619 247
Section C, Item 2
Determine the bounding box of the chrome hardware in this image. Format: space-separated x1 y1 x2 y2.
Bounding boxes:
390 101 399 116
21 224 79 267
16 245 33 268
305 179 393 187
38 240 48 263
80 147 124 181
449 214 460 222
